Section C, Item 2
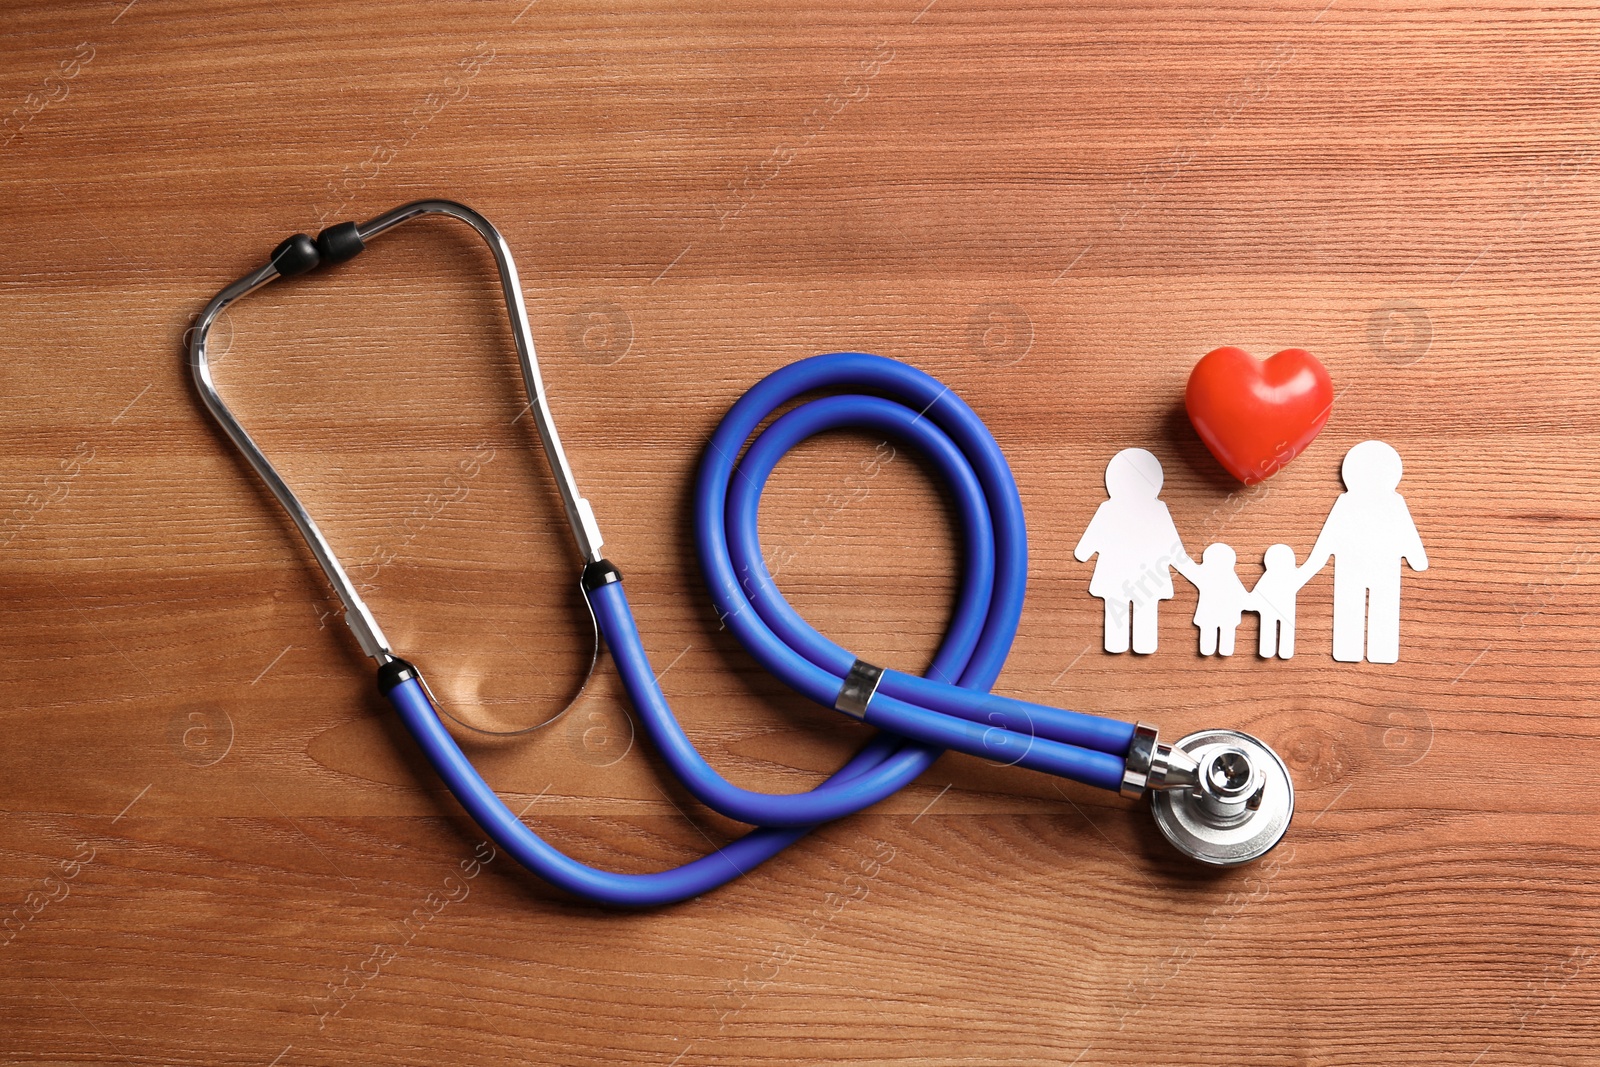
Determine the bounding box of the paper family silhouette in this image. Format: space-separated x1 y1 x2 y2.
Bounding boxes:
1074 441 1427 663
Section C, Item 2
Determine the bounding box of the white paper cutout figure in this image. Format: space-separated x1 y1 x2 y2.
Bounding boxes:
1074 448 1198 654
1250 544 1321 659
1301 440 1428 663
1189 543 1251 656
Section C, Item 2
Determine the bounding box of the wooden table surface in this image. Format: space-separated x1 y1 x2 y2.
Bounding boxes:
3 1 1597 1064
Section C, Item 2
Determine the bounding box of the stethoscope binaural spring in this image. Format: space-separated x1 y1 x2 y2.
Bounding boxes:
188 199 1294 907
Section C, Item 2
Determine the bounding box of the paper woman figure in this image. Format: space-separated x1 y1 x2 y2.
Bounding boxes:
1075 448 1198 654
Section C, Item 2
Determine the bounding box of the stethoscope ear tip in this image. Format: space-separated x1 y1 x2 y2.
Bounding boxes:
268 222 367 279
1149 729 1294 867
269 233 321 277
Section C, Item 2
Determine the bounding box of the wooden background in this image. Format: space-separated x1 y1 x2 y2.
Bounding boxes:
2 1 1596 1063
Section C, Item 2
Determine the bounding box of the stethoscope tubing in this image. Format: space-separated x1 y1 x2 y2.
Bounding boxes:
384 351 1137 905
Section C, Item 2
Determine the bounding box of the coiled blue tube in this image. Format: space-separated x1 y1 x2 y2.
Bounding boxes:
383 353 1138 906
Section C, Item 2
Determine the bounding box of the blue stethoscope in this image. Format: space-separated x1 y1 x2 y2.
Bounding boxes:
189 200 1294 907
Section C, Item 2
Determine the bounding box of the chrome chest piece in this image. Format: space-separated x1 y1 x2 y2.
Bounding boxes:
1122 723 1294 866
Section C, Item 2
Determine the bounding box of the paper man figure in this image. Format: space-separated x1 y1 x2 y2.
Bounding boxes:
1188 543 1251 656
1250 543 1321 659
1075 448 1198 654
1301 441 1427 663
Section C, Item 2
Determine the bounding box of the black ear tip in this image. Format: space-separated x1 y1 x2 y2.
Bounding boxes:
316 222 365 265
270 233 320 277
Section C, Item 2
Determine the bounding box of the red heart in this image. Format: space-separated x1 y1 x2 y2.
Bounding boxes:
1184 346 1334 485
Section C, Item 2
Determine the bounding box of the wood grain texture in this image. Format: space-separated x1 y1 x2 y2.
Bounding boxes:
3 0 1598 1063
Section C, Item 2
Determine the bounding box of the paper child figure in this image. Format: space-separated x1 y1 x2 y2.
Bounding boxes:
1188 543 1251 656
1075 448 1198 654
1250 543 1321 659
1301 441 1428 663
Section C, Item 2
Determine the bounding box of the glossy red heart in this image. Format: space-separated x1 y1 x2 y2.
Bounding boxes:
1184 346 1334 485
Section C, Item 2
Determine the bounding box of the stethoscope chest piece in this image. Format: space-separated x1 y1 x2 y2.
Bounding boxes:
1150 729 1294 867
